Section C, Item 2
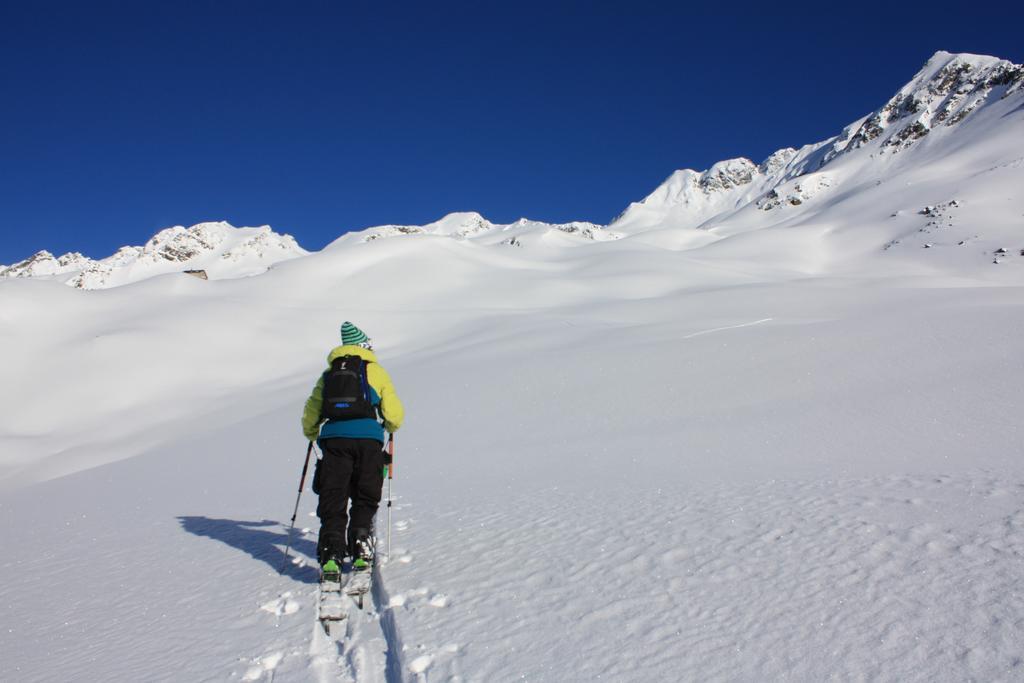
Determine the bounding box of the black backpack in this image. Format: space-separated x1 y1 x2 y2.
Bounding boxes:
320 355 377 421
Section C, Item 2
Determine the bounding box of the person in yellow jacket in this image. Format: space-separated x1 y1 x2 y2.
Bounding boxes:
302 321 404 569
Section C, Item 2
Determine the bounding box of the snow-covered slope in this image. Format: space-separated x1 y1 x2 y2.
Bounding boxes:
1 51 1023 682
0 221 307 289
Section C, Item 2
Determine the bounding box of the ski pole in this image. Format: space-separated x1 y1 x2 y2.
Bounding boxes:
280 441 314 573
386 434 394 563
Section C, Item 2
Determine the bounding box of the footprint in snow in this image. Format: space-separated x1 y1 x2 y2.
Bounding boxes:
389 589 449 609
381 546 412 564
260 592 300 616
409 654 434 674
390 588 422 607
407 644 459 677
242 651 284 681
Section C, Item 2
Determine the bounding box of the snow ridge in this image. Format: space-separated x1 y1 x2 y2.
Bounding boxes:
333 211 619 248
0 221 307 289
4 51 1023 286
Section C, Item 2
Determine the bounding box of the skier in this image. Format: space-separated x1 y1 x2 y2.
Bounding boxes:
302 321 404 575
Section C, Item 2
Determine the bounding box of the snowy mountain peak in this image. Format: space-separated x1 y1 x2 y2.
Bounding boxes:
611 155 791 233
1 221 306 289
423 212 494 237
835 51 1023 157
143 222 230 262
642 158 763 203
0 250 94 279
700 158 758 192
343 211 616 247
758 148 798 176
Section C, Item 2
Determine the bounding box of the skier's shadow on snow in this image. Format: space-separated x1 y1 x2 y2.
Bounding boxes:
177 516 319 584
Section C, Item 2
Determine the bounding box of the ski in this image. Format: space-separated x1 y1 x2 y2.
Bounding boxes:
318 556 373 631
345 565 373 610
342 534 377 610
318 559 348 635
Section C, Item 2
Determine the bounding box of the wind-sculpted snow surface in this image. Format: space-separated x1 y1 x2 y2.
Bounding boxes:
385 473 1024 681
1 51 1023 682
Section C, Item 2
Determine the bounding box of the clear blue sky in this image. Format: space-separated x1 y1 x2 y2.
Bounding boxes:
1 1 1021 264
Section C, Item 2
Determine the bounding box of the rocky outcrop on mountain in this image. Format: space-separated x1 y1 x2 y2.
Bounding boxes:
758 148 798 176
222 228 304 262
757 173 834 211
832 52 1024 159
699 159 758 192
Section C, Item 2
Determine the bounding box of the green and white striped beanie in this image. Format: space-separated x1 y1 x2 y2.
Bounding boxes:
340 321 370 347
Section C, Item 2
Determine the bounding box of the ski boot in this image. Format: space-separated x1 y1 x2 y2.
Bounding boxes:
320 557 342 582
351 532 375 572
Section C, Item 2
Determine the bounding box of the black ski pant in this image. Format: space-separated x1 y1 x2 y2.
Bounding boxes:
316 437 386 561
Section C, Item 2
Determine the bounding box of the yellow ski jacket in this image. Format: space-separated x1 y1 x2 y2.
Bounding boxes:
301 345 404 443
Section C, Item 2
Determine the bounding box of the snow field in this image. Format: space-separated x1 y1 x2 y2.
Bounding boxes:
1 49 1022 682
383 473 1024 681
370 284 1024 681
2 270 1023 681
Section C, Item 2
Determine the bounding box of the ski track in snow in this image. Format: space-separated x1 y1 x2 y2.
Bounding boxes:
682 317 774 339
275 554 398 682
